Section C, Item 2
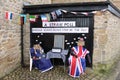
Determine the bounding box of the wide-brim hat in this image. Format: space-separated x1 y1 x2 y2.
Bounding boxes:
78 38 84 42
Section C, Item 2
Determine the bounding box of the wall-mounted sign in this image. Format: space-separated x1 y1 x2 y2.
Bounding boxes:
42 21 76 27
32 27 89 33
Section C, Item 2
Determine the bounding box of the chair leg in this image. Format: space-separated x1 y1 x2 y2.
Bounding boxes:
30 58 33 71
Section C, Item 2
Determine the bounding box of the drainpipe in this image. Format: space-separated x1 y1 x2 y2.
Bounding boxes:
20 16 25 67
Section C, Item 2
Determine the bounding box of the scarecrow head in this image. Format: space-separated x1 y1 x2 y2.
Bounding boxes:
77 38 85 46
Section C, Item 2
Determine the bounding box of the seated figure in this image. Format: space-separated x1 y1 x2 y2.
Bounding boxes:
30 44 53 73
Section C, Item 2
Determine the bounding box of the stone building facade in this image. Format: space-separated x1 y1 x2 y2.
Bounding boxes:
93 11 120 66
0 0 51 78
0 0 120 78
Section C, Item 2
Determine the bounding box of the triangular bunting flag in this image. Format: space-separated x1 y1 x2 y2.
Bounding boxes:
51 11 57 20
5 11 13 20
40 14 48 22
45 14 51 21
81 12 89 16
20 14 26 23
29 15 36 22
70 12 77 15
61 9 67 13
55 9 62 16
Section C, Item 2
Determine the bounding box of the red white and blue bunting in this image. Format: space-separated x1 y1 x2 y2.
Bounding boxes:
4 8 107 25
39 8 107 22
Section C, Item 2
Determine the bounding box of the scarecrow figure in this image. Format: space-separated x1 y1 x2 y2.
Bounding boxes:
30 44 53 73
68 38 91 77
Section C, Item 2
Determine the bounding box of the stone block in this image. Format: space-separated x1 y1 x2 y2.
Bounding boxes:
93 48 101 64
98 34 108 45
94 29 106 35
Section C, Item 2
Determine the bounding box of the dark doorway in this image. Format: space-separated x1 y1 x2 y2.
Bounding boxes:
30 13 94 67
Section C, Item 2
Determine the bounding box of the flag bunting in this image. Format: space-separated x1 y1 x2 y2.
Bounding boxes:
5 11 13 20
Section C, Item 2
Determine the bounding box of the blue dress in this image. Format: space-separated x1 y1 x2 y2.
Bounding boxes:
30 48 53 72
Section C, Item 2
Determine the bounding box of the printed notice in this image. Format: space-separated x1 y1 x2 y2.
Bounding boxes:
42 21 76 27
32 27 89 33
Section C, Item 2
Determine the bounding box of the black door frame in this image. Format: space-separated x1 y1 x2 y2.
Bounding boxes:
22 2 110 67
29 13 94 67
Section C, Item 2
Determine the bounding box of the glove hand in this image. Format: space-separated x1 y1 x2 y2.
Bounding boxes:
74 55 78 58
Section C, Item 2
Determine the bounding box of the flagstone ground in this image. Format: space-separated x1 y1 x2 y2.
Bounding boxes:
0 65 111 80
1 57 120 80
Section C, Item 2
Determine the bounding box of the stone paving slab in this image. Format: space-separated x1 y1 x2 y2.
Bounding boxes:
106 59 120 80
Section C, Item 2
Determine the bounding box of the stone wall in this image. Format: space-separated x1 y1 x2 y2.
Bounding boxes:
0 0 51 78
93 11 108 64
93 11 120 68
111 0 120 10
106 11 120 62
51 0 106 3
0 0 23 78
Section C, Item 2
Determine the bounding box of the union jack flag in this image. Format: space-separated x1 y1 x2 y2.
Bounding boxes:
68 46 89 77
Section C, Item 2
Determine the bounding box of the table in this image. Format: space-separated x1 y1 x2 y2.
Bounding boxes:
46 50 68 71
46 50 68 62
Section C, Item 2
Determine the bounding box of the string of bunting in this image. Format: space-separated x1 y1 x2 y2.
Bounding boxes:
4 8 108 25
29 8 107 23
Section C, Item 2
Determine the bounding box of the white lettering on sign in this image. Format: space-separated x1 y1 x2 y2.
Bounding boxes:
32 27 89 33
42 21 76 27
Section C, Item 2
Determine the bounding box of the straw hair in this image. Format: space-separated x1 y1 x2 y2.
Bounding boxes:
77 40 85 46
33 44 42 49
